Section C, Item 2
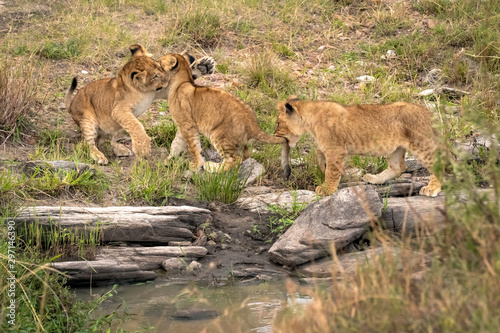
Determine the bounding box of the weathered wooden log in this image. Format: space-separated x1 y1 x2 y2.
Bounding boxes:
51 260 156 286
12 206 213 245
95 246 209 270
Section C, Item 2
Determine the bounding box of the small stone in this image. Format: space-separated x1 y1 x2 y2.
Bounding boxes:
386 50 396 58
207 240 216 246
81 70 88 74
220 244 228 250
356 75 375 83
401 173 412 179
419 88 435 96
161 258 187 271
188 261 202 271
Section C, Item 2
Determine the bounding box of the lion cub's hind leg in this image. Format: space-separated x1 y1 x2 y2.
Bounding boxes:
363 147 406 184
213 140 241 171
408 140 442 197
80 115 109 165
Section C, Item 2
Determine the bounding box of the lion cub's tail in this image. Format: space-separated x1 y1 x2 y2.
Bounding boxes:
65 77 78 110
253 131 292 179
281 141 291 180
253 131 286 145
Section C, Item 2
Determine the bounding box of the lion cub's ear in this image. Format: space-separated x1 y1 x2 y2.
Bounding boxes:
129 44 153 57
131 70 147 85
278 101 295 116
159 54 179 71
284 102 296 115
180 51 196 65
286 95 299 102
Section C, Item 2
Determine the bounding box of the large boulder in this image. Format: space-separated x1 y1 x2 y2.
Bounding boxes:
268 186 382 266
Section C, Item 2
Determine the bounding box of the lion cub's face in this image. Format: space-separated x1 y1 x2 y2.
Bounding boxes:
126 44 169 93
275 96 303 148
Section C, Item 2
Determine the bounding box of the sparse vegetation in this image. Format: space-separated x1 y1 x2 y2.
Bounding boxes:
1 0 499 331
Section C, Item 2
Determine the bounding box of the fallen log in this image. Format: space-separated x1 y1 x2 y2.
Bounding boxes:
96 246 209 270
51 260 156 286
11 206 213 245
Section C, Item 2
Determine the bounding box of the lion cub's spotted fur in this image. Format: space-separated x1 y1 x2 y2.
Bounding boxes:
65 44 168 165
159 53 286 170
275 96 442 197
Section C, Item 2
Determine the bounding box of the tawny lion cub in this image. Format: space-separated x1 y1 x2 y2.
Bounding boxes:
275 96 442 197
158 53 286 170
65 44 168 165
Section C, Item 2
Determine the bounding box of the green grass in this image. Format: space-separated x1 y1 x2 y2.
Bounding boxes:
192 164 247 204
129 159 182 205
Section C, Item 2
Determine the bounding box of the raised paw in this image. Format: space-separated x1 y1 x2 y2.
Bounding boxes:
419 185 441 197
132 136 152 158
90 147 109 165
193 56 215 75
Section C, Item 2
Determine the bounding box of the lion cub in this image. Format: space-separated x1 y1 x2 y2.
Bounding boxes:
158 53 286 170
275 96 442 197
65 44 168 165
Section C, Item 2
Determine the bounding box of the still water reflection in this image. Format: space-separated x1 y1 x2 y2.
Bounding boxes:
75 280 312 333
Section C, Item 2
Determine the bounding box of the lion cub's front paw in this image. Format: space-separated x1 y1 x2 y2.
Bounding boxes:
315 185 337 196
132 136 152 157
419 185 441 197
90 147 109 165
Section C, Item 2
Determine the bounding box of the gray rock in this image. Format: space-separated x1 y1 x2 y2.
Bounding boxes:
20 160 93 178
236 189 317 213
295 246 430 278
382 195 446 235
238 157 265 186
187 261 202 271
161 258 189 271
268 186 382 266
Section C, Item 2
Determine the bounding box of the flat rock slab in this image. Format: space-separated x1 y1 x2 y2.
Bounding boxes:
235 187 317 213
96 246 208 270
11 206 213 245
341 179 426 197
382 195 446 234
51 260 156 286
269 186 382 266
296 247 430 278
